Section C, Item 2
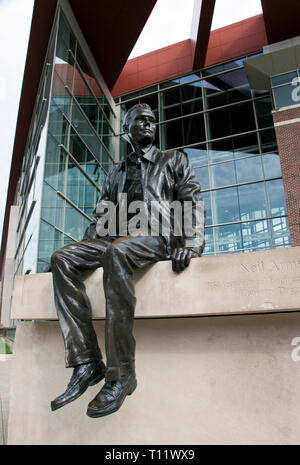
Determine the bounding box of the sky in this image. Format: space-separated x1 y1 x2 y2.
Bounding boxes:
0 0 262 245
0 0 34 245
129 0 262 58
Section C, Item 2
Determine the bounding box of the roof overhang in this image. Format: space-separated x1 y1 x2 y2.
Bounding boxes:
244 37 300 90
69 0 158 90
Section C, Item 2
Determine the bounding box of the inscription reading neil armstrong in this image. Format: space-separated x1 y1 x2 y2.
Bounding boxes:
206 259 300 298
241 260 300 273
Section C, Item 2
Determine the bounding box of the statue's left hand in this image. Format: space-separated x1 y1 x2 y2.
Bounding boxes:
171 247 193 273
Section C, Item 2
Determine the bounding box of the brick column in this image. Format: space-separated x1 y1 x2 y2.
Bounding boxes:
273 104 300 247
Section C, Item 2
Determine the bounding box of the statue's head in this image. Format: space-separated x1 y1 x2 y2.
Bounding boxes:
123 103 156 147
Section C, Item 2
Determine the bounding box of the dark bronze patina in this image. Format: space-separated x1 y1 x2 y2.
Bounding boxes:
50 104 205 417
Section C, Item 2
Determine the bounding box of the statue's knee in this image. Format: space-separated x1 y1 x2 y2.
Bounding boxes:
50 249 63 267
104 243 130 266
105 243 120 256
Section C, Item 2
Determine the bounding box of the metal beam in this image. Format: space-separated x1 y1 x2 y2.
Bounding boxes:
261 0 300 45
191 0 215 70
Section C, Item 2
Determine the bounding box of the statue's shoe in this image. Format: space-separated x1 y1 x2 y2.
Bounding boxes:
51 360 106 411
86 373 137 418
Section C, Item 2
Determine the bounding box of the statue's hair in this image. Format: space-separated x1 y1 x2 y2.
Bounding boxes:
122 103 155 132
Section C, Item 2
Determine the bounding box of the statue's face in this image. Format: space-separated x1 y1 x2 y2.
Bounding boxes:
127 107 156 146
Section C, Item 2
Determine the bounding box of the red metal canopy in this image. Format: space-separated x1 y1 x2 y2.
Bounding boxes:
261 0 300 45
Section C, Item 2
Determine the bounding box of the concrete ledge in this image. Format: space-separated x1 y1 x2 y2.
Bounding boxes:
7 317 300 445
11 247 300 320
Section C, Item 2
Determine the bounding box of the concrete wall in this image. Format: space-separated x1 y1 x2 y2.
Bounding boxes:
7 316 300 445
0 354 12 445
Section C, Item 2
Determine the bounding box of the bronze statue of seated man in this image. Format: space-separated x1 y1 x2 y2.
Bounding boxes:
50 103 205 418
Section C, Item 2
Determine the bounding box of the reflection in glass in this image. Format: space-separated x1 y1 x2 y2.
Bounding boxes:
212 187 239 224
235 157 263 183
204 68 250 93
66 162 97 211
185 145 207 167
203 228 214 254
58 11 76 55
271 71 297 86
44 141 67 191
48 102 69 146
238 183 267 221
202 191 212 226
210 161 236 188
271 217 290 247
71 104 113 173
208 139 233 163
37 239 61 272
64 205 90 240
41 184 64 229
273 84 296 109
266 179 287 217
215 223 242 253
205 69 251 109
160 73 200 88
203 57 249 76
262 153 282 179
241 220 270 250
194 166 209 190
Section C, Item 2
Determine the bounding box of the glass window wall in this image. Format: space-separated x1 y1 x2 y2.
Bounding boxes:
35 9 116 272
116 52 290 256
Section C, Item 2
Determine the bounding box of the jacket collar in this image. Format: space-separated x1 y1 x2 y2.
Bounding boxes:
121 145 160 168
140 144 160 163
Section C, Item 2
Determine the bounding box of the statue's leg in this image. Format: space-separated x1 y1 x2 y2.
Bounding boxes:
102 235 168 382
50 238 112 368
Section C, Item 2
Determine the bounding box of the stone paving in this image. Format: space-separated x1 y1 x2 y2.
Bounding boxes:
0 355 12 445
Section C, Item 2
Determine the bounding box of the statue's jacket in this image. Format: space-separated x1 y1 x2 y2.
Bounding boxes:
86 146 206 256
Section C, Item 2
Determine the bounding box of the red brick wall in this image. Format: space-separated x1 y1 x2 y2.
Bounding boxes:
273 105 300 246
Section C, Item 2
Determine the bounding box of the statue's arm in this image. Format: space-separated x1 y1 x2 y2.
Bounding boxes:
171 151 206 272
82 172 112 240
